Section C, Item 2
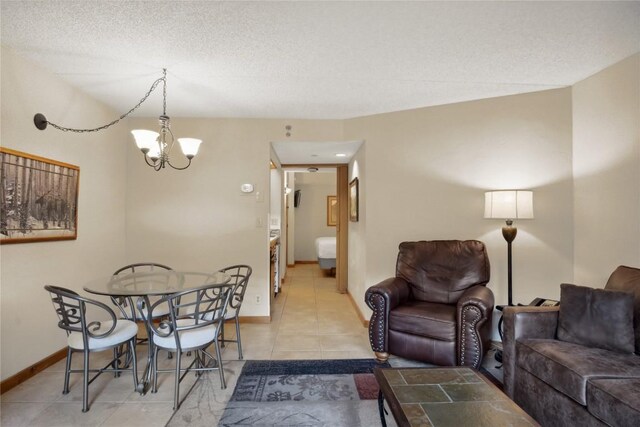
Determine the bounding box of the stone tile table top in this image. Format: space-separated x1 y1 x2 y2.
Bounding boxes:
374 367 539 427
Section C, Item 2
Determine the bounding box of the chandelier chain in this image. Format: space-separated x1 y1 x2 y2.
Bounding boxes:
162 68 167 116
45 72 167 133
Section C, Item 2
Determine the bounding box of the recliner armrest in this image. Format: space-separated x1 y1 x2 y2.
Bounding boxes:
457 285 494 312
365 277 411 355
366 277 411 311
456 285 494 368
502 306 559 398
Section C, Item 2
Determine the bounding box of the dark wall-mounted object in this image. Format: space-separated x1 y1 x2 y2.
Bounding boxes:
294 190 301 208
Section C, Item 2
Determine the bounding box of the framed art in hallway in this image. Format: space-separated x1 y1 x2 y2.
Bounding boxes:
0 147 79 244
349 177 359 222
327 195 337 226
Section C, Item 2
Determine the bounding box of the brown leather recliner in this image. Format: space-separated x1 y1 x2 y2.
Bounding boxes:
365 240 494 368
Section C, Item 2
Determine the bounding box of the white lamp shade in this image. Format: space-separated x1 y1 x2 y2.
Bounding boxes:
177 138 202 158
484 190 534 220
131 129 159 151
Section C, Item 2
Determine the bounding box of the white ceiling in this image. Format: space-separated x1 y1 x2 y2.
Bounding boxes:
2 1 639 121
272 140 363 164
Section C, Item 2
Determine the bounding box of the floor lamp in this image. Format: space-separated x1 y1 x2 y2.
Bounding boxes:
484 190 534 306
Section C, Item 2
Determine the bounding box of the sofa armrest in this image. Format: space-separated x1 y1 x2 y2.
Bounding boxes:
456 285 495 368
365 277 411 355
502 306 559 398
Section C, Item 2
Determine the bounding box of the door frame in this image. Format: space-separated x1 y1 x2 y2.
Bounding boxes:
281 164 348 292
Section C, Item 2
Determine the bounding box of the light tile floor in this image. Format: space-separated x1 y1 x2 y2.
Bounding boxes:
1 264 372 426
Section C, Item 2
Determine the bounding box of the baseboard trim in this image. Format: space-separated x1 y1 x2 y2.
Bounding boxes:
347 290 369 328
1 347 67 394
293 261 318 265
1 315 270 394
238 316 271 324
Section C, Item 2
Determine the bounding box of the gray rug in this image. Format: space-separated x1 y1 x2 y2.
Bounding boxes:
167 359 390 427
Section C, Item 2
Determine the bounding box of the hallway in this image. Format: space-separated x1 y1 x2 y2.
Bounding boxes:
227 263 371 360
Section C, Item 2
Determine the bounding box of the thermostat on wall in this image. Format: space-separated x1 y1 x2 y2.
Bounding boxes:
241 183 254 193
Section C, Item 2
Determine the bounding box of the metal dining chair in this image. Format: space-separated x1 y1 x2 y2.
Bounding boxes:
138 280 234 410
45 285 139 412
218 265 252 359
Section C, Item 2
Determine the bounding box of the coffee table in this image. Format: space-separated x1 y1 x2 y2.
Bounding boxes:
374 366 539 427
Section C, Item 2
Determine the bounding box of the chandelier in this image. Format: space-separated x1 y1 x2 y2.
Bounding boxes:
33 69 201 171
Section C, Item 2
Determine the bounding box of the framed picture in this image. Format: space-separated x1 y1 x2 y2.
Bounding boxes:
1 148 79 244
327 195 337 226
349 177 359 222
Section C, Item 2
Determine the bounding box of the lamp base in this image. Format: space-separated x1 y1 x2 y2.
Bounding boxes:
502 220 517 243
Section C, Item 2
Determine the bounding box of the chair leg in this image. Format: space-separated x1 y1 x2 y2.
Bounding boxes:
82 349 90 412
220 321 225 348
130 339 139 391
214 338 226 389
113 347 120 377
63 347 72 394
173 351 182 410
235 316 243 360
152 346 160 393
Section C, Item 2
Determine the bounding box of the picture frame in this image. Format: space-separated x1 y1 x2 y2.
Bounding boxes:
327 195 338 226
1 148 80 244
349 177 359 222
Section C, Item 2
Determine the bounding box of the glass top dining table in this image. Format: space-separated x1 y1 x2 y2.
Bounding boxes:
83 270 231 297
83 269 232 395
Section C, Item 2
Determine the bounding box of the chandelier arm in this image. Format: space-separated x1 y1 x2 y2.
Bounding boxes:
142 153 159 168
39 75 166 133
166 157 192 171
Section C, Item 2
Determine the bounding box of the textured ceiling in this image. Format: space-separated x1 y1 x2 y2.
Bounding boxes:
2 1 639 120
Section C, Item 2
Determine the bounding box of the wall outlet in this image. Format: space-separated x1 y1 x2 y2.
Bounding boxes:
256 295 261 304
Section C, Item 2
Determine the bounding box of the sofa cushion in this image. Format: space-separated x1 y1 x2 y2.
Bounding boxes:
516 338 640 405
557 283 635 354
605 265 640 354
587 378 640 427
389 300 456 342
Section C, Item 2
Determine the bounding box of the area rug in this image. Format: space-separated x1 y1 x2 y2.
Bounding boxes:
167 359 390 427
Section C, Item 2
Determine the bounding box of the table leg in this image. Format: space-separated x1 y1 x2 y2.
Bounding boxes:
378 389 387 427
135 296 154 395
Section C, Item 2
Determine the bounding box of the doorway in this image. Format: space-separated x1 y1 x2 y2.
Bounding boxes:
279 165 348 293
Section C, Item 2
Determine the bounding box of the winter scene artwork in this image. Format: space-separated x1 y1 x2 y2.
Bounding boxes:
0 148 79 244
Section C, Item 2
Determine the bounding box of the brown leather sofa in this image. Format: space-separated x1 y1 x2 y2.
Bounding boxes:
365 240 494 368
503 266 640 427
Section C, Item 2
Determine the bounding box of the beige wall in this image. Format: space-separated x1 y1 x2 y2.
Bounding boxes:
0 47 128 380
2 45 637 379
293 172 336 261
125 119 343 317
348 144 367 310
344 89 575 323
572 54 640 286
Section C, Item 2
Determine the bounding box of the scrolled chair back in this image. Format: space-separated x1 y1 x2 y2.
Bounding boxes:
219 265 252 311
136 281 234 351
45 285 117 345
113 262 173 276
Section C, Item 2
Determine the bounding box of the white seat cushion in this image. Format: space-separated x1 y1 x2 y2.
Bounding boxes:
152 318 217 350
68 319 138 351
